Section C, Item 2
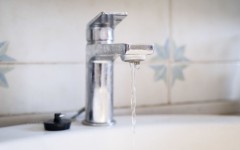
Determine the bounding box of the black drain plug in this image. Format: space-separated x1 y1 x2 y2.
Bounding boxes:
44 113 71 131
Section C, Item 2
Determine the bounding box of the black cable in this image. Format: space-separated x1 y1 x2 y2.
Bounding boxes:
71 107 85 120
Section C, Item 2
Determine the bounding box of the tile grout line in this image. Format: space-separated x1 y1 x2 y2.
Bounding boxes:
169 0 173 38
142 60 240 65
0 62 84 65
167 0 173 105
1 60 240 65
115 100 237 109
175 60 240 64
167 61 172 104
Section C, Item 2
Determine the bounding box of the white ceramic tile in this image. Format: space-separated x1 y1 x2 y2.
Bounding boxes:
113 0 169 44
172 0 240 61
0 64 85 115
0 0 169 63
114 62 168 107
0 0 87 62
171 63 240 103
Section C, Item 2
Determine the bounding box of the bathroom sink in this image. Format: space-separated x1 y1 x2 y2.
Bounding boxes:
0 115 240 150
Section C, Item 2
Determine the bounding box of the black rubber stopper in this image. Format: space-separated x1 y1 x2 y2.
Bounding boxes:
44 113 71 131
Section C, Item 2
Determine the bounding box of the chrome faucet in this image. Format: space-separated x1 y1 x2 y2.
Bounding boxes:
83 12 154 126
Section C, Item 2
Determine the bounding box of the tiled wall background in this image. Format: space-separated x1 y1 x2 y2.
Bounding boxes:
0 0 240 116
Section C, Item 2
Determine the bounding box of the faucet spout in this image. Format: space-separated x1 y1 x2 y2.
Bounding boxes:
87 43 154 62
120 44 154 62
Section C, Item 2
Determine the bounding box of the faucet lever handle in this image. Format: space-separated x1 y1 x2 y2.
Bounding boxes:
88 12 127 28
87 12 128 44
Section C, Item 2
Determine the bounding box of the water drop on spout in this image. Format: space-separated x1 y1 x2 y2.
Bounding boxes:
134 62 140 70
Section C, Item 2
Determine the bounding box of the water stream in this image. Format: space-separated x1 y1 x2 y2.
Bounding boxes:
130 62 140 150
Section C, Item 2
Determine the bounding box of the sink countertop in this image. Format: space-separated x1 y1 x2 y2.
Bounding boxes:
1 115 240 143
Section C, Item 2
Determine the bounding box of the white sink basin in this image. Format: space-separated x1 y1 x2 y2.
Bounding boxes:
1 115 240 150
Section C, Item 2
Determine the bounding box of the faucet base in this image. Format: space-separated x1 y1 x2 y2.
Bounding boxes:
82 120 116 127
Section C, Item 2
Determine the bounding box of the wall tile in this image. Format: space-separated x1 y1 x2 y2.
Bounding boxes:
114 62 168 107
0 64 84 115
0 0 169 63
0 0 88 62
171 63 240 103
113 0 169 46
172 0 240 61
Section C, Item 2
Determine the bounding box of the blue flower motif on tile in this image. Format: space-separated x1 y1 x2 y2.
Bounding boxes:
0 67 13 88
150 65 167 83
150 41 170 62
172 64 188 85
150 39 190 86
174 45 189 62
0 41 15 88
0 42 15 62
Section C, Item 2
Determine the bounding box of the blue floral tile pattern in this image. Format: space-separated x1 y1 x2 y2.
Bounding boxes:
150 39 190 86
150 65 167 83
150 41 170 61
174 45 189 62
0 42 15 62
0 67 13 88
0 41 15 88
172 64 188 85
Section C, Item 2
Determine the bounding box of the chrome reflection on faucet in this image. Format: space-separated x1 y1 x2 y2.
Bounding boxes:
83 12 154 126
